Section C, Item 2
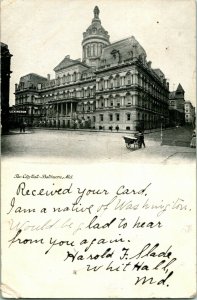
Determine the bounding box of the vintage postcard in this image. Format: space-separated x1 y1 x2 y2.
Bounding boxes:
1 0 196 298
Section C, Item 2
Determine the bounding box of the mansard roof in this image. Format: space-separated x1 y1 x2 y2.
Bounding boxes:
21 73 47 79
20 73 47 83
100 36 147 62
153 69 165 79
54 55 89 72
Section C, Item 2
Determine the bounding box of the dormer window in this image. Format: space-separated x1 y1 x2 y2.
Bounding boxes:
111 49 117 59
111 49 121 63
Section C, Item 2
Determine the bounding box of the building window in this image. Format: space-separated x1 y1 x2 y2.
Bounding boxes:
110 78 113 88
100 114 103 122
116 114 120 121
93 116 96 122
126 73 131 85
73 72 76 82
110 101 113 107
109 114 113 121
126 94 131 106
87 45 90 56
115 76 120 87
101 101 104 107
127 113 131 121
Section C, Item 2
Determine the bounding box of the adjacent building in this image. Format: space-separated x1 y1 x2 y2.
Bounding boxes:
14 6 171 131
13 73 47 126
169 84 186 126
185 101 195 126
1 42 12 134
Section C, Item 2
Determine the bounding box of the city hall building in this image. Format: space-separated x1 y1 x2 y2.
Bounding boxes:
14 6 170 131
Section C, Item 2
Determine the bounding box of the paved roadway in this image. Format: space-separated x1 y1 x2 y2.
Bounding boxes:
1 128 196 164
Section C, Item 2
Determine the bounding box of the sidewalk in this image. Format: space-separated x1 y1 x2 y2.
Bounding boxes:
122 140 196 164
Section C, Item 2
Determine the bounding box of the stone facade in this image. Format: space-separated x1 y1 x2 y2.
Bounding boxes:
14 6 170 131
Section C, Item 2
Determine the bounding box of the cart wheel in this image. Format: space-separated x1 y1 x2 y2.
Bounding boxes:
126 142 132 149
134 141 138 149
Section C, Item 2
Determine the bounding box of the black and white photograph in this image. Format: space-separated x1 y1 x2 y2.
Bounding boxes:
1 0 196 298
1 0 196 163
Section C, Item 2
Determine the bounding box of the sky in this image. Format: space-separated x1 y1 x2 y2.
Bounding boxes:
1 0 196 106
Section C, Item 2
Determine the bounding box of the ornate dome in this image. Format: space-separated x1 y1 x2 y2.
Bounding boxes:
82 6 110 44
82 6 110 67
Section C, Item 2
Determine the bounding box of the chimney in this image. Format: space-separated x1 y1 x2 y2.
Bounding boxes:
47 74 50 80
147 61 152 68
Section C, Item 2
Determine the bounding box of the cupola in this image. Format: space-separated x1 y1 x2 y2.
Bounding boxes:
82 6 110 67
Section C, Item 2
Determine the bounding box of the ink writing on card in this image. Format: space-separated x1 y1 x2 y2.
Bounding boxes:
6 176 192 290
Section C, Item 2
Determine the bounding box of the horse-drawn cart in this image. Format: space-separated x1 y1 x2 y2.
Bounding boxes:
123 135 139 149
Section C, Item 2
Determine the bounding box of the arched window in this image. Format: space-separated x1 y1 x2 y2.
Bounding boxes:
56 77 60 85
62 75 66 84
125 93 132 106
100 98 104 108
67 74 71 82
114 75 120 88
87 45 90 56
73 72 76 82
93 44 96 56
81 89 84 98
99 79 104 90
109 77 113 89
115 96 121 107
87 88 90 97
125 73 131 85
91 44 94 57
98 44 102 55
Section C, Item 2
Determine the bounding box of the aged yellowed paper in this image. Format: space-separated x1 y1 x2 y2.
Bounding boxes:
1 0 196 298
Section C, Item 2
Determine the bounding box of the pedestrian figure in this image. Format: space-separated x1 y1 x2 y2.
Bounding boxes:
110 126 113 132
19 121 25 133
22 122 26 132
190 130 196 148
138 130 145 148
116 125 119 132
19 122 22 133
